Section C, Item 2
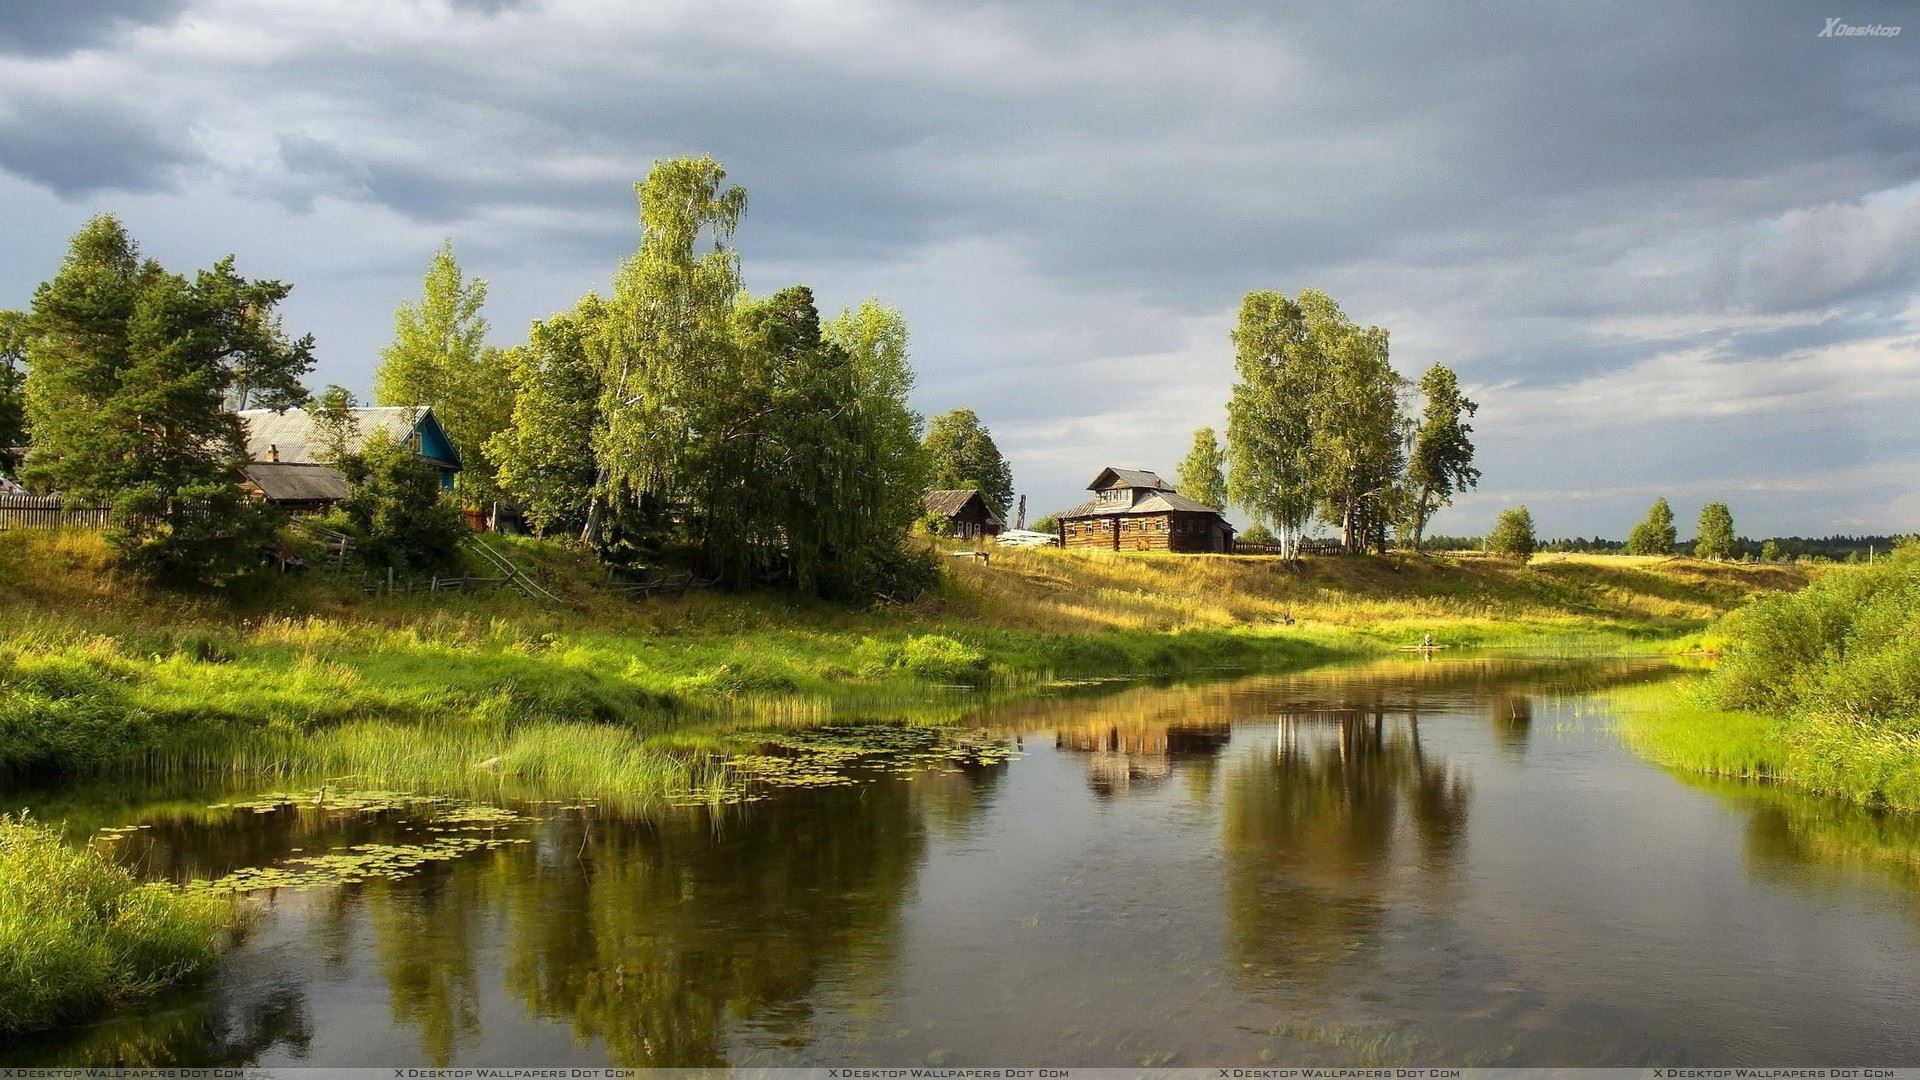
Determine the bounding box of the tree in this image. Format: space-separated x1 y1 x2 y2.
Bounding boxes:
1486 505 1537 563
1238 522 1277 548
586 156 747 546
22 215 313 585
326 430 467 572
374 240 512 505
1626 497 1677 556
1760 539 1784 563
922 408 1013 516
310 383 363 466
1227 289 1405 556
0 310 27 472
1176 426 1228 509
1404 363 1479 550
1694 502 1735 561
487 298 606 537
1226 292 1318 559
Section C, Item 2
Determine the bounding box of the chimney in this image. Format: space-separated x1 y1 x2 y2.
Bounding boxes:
267 444 280 462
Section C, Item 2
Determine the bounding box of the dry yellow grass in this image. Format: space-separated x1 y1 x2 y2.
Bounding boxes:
932 547 1806 639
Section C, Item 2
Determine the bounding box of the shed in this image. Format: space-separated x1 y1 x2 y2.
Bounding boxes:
922 489 1005 540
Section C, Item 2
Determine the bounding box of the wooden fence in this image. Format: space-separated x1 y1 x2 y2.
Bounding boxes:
0 495 113 531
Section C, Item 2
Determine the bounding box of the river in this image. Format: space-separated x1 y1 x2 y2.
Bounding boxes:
10 656 1920 1066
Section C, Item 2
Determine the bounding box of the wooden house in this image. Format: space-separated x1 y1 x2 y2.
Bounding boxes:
1054 467 1235 553
236 406 462 510
922 488 1005 539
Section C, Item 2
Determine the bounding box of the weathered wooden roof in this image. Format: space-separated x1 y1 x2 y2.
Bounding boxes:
922 488 1005 526
241 462 350 503
1087 467 1174 492
1057 490 1233 525
237 406 462 470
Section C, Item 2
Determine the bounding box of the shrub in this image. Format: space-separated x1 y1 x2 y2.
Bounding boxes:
1485 506 1537 563
0 815 229 1033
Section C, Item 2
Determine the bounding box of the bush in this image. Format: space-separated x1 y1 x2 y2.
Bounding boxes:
108 482 281 589
0 815 229 1033
325 430 466 573
1485 506 1537 563
1238 523 1277 547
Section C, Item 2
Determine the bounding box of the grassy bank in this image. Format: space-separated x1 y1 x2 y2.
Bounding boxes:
1614 542 1919 811
0 529 1800 795
0 815 231 1034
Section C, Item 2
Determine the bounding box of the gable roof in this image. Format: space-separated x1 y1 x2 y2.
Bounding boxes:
923 488 1006 526
1088 467 1174 492
237 406 461 471
241 462 350 503
1058 489 1233 523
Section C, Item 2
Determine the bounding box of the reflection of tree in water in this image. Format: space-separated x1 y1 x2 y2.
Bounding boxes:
1489 692 1533 755
490 766 1003 1065
367 864 494 1066
8 980 313 1067
1222 702 1469 989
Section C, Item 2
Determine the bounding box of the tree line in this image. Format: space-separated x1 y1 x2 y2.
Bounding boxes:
0 157 1017 598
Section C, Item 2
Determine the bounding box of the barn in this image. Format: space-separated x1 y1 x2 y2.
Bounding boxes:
1054 467 1235 553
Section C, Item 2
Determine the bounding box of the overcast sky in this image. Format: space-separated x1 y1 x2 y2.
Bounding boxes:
3 0 1917 537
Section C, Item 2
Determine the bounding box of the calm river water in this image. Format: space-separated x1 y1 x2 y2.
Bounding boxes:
10 657 1920 1066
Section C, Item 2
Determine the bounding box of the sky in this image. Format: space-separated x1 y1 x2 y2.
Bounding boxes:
2 0 1917 538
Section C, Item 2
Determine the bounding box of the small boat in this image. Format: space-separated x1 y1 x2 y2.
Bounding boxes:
1397 643 1450 651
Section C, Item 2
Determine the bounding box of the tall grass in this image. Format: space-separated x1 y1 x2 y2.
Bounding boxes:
1618 541 1920 810
0 815 231 1034
0 529 1800 785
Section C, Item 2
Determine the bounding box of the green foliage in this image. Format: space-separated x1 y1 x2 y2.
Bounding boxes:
922 407 1014 517
1227 289 1405 556
1760 539 1784 563
1237 522 1277 547
1486 505 1537 563
1404 363 1479 549
308 383 360 466
325 430 467 573
1029 513 1058 534
1695 501 1735 561
374 241 512 505
486 299 605 536
0 814 228 1033
0 310 26 472
108 482 282 587
20 216 313 585
1626 497 1677 556
1176 426 1229 510
588 156 747 543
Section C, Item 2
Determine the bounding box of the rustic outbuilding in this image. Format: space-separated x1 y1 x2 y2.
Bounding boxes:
1054 467 1235 553
922 488 1005 539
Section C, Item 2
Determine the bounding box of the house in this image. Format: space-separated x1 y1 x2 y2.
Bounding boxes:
1054 467 1235 553
922 488 1004 539
236 406 461 510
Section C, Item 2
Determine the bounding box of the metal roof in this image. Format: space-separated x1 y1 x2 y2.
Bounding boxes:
1087 467 1174 492
1057 490 1232 524
237 406 461 469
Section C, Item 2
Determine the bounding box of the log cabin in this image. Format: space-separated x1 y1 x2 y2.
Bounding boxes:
922 488 1005 539
236 406 463 512
1055 467 1235 553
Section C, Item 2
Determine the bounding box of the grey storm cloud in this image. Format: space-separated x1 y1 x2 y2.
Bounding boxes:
0 95 199 195
0 0 1917 535
0 0 187 55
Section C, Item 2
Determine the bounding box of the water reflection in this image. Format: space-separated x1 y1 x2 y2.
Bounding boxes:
12 657 1920 1067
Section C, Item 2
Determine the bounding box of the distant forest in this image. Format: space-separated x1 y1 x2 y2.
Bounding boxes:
1421 533 1912 562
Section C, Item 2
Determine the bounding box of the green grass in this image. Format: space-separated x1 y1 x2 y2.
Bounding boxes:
0 529 1802 789
0 814 231 1034
1611 542 1920 811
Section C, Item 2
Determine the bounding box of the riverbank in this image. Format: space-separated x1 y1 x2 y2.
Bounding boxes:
1 530 1802 796
1612 542 1919 812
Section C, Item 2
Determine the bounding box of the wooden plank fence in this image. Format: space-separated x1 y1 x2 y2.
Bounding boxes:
0 495 113 531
